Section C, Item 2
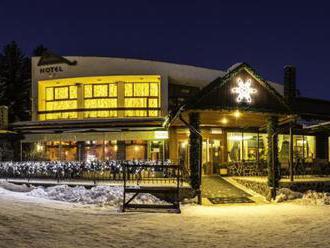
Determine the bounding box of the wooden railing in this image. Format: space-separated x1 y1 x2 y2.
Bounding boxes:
122 162 182 213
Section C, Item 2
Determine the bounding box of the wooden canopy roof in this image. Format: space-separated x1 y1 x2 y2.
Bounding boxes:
178 63 291 114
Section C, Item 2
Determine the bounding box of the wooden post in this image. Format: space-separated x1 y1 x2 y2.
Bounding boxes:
162 140 165 163
102 139 106 161
189 112 202 204
59 139 62 161
267 116 280 200
289 127 294 182
257 131 260 166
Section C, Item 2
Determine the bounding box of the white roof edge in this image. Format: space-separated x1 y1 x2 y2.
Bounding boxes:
33 56 284 94
33 55 226 74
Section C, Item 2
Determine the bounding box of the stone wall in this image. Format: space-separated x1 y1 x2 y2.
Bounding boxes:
281 181 330 193
232 178 270 197
233 178 330 198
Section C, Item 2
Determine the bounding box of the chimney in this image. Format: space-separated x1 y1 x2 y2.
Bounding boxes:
0 106 9 130
284 65 296 106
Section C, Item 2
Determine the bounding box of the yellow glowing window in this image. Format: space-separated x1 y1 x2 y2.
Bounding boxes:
148 99 158 107
148 99 159 117
94 84 108 97
125 98 147 108
125 83 133 96
134 83 149 96
85 99 117 108
38 75 160 121
46 100 77 110
45 112 78 120
46 88 53 101
69 86 77 99
54 87 69 100
109 84 117 97
150 83 159 96
84 85 93 98
125 98 147 117
84 99 117 118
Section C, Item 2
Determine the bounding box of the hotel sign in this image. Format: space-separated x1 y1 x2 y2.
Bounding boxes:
37 51 77 74
40 66 64 74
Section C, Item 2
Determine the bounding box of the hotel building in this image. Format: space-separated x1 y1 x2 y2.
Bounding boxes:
10 54 330 176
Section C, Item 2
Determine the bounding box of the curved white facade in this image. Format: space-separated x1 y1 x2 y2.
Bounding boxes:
31 56 283 121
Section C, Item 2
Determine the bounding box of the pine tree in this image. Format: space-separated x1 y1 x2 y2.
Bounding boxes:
0 41 31 122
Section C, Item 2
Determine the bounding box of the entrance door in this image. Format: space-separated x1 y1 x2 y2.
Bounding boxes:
202 139 222 175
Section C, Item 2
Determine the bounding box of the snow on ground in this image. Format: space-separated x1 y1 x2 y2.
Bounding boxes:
0 181 165 207
0 183 330 248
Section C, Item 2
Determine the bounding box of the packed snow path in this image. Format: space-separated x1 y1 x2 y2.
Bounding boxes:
0 187 330 247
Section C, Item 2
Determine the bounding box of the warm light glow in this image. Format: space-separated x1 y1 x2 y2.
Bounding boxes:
220 118 228 125
181 141 188 148
154 131 169 139
211 128 222 134
36 143 43 152
231 78 257 103
134 146 139 152
114 145 118 152
233 110 241 118
228 135 253 141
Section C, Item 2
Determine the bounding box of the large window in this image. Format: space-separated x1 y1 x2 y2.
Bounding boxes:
38 75 161 121
278 135 316 163
227 132 267 162
124 82 160 117
84 83 118 118
44 86 78 120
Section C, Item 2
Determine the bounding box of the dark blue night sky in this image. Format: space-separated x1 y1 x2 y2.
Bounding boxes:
0 0 329 100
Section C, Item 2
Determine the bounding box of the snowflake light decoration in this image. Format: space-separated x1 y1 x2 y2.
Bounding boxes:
231 78 257 103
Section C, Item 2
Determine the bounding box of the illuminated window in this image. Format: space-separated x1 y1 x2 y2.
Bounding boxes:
44 86 78 120
54 87 69 100
83 83 118 118
134 83 149 96
109 84 117 97
69 86 77 99
124 82 160 117
38 76 161 120
125 83 133 96
84 85 93 98
46 88 53 101
227 132 267 162
278 135 315 163
94 84 108 97
124 98 147 117
150 83 159 96
148 98 159 117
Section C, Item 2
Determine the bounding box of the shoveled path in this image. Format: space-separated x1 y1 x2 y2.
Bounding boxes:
201 176 251 199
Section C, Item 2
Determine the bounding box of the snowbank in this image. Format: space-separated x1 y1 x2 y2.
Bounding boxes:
275 187 330 205
0 180 34 193
0 182 166 208
275 188 303 203
27 185 166 207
